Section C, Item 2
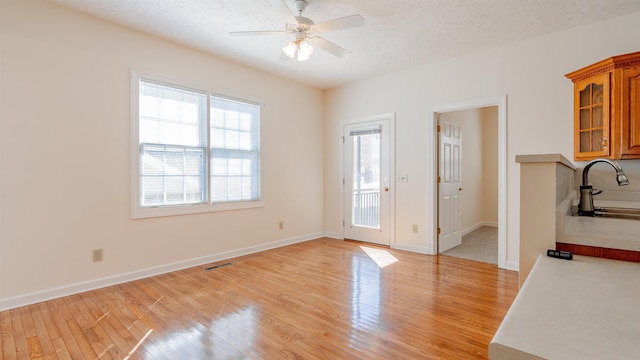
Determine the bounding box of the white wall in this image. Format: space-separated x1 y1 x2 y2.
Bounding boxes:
324 12 640 268
481 106 499 225
0 0 324 307
461 109 484 230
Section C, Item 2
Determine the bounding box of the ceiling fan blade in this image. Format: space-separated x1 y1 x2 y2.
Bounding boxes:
314 14 364 33
229 30 287 36
273 0 298 23
312 37 352 60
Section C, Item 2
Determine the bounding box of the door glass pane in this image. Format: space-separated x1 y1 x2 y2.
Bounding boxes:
592 83 603 104
592 105 603 127
579 84 591 107
580 132 590 152
580 109 590 130
592 129 603 151
351 131 380 229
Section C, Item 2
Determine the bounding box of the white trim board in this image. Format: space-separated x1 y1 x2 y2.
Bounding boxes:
0 232 323 312
323 231 343 240
394 243 431 254
506 261 519 272
462 221 499 236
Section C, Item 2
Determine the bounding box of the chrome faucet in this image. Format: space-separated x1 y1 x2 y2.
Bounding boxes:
578 159 630 216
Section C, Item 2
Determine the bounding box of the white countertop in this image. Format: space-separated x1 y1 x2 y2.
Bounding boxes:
515 153 576 170
490 255 640 359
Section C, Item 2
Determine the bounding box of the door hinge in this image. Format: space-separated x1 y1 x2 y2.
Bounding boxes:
342 219 345 227
342 178 345 185
437 125 441 132
341 136 345 143
437 227 441 235
437 176 441 183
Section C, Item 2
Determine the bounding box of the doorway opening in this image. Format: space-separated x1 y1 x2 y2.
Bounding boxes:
427 97 508 269
438 107 499 264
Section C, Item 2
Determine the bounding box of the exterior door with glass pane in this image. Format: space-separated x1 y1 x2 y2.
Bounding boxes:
344 119 390 246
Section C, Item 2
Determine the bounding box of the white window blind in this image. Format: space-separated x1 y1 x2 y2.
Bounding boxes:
138 80 208 208
140 144 206 206
134 75 261 216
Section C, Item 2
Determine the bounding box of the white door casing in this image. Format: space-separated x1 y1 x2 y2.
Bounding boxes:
438 119 463 252
343 118 391 246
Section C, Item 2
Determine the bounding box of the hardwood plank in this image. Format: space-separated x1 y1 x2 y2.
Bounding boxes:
1 310 18 360
50 338 71 360
33 302 61 360
45 300 84 359
26 336 45 360
0 238 518 359
64 319 98 359
63 294 110 359
8 309 29 360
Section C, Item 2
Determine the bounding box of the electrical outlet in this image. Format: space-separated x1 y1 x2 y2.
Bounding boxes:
412 224 418 233
279 221 284 230
93 249 103 262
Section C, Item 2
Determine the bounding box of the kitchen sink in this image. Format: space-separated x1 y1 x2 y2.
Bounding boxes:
572 206 640 220
593 207 640 220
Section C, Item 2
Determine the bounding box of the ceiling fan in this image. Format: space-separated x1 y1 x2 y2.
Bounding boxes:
230 0 365 61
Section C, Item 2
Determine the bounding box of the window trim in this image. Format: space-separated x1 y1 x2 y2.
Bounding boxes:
130 70 264 219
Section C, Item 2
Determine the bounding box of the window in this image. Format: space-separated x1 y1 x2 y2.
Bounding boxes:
210 97 260 203
132 74 262 218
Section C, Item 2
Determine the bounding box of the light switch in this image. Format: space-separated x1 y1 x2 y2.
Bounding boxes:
397 174 408 182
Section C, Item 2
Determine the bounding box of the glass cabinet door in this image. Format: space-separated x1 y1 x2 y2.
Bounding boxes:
575 73 610 157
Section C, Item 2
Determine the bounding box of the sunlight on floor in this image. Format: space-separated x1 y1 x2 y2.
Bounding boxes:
360 246 398 268
124 329 153 360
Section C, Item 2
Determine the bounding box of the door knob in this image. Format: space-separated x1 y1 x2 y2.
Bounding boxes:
459 187 464 191
384 187 389 192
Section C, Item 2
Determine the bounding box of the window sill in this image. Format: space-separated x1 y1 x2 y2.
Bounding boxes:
131 200 265 219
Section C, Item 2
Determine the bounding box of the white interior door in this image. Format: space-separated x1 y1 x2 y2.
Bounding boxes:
438 119 463 252
344 119 390 246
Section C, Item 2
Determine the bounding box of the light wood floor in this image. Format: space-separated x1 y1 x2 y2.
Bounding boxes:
1 238 518 359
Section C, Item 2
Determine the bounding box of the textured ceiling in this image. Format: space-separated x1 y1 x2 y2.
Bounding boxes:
46 0 640 89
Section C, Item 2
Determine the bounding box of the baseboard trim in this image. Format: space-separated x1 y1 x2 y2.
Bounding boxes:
506 260 519 272
0 232 324 312
394 243 432 254
462 221 498 236
323 231 343 240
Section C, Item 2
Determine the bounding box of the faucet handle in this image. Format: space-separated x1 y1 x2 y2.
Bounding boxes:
593 189 603 196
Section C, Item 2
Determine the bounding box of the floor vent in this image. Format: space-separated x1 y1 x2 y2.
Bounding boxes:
204 262 232 271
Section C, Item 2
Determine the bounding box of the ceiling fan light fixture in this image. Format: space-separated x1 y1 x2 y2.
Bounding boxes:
282 38 314 61
282 41 298 58
297 40 313 61
231 0 364 62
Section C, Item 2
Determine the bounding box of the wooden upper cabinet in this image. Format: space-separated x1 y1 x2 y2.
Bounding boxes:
566 51 640 161
621 66 640 157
